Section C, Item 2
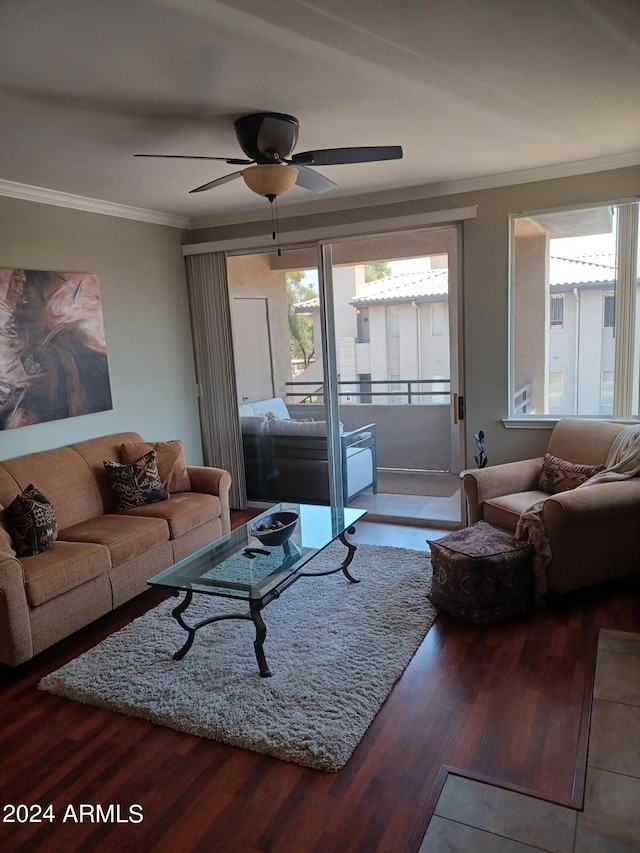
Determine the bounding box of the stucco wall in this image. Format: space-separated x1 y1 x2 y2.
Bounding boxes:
0 196 202 464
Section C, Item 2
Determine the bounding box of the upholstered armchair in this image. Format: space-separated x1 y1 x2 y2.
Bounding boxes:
461 419 640 594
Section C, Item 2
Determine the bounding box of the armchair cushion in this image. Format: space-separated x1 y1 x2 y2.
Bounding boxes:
484 490 550 533
538 453 605 495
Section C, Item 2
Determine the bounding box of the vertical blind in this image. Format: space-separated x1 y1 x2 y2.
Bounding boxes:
185 251 246 509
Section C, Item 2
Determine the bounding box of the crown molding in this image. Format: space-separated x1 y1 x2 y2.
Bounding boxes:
0 179 191 230
2 148 639 233
190 149 640 230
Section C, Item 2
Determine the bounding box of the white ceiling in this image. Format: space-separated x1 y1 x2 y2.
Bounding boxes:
1 0 639 228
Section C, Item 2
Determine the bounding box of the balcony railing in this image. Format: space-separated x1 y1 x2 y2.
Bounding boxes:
514 381 533 415
286 378 451 405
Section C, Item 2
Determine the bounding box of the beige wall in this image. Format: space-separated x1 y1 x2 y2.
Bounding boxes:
3 164 637 472
192 164 640 467
0 196 203 464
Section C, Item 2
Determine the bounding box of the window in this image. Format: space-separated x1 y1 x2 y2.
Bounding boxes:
550 296 564 330
356 307 369 343
387 305 399 338
601 370 614 409
548 371 564 407
511 201 640 418
358 372 372 404
604 293 615 328
431 302 444 336
390 373 402 404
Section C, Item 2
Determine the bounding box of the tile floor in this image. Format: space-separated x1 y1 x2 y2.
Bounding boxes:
418 629 640 852
349 486 463 525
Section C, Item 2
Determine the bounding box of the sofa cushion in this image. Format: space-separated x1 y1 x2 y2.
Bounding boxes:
59 514 169 566
483 490 549 533
538 452 605 495
4 485 58 557
120 492 221 539
21 540 111 607
103 450 169 511
0 446 104 529
120 440 191 493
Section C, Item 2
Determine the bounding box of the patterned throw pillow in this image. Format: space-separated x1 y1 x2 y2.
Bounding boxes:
119 440 191 493
103 450 170 511
4 484 58 557
538 453 605 495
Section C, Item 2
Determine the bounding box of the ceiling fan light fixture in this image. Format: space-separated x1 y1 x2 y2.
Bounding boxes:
242 164 298 199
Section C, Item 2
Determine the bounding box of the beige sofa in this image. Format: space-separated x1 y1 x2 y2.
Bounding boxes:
0 432 231 666
462 419 640 595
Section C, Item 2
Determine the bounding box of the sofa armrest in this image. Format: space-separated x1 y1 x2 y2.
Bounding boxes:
462 457 544 524
0 553 33 666
187 466 232 534
542 478 640 594
543 477 640 526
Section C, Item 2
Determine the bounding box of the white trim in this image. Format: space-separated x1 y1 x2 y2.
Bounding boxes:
0 179 190 229
181 206 478 256
502 418 559 429
190 150 640 230
1 146 637 232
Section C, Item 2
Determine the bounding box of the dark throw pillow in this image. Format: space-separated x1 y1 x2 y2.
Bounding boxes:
538 453 605 495
103 449 170 511
5 484 58 557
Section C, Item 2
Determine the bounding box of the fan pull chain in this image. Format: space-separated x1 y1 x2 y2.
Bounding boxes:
268 194 282 257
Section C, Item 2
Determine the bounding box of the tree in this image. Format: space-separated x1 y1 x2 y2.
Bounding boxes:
286 271 317 369
364 262 392 282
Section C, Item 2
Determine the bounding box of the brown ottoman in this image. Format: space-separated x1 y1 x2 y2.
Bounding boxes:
428 521 534 625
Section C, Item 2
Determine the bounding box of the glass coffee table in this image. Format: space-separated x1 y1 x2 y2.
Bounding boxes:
147 503 366 677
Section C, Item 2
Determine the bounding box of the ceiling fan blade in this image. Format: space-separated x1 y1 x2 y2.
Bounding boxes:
134 154 252 165
189 171 244 193
294 165 336 195
291 145 403 167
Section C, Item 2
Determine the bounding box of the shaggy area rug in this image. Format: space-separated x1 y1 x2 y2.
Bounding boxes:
39 543 437 772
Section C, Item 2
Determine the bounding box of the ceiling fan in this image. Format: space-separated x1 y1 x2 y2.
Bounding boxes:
135 112 403 201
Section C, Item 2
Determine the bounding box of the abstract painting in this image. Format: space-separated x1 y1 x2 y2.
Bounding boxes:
0 268 112 430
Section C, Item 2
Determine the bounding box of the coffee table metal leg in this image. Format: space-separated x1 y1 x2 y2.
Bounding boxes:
171 590 268 673
171 589 197 660
338 526 360 583
250 601 271 678
298 524 361 584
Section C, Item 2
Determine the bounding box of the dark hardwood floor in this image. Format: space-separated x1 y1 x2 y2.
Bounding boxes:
1 512 639 852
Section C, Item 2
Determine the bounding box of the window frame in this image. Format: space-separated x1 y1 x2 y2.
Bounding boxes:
507 198 639 426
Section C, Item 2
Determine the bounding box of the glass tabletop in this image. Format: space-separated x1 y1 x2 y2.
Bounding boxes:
147 503 366 603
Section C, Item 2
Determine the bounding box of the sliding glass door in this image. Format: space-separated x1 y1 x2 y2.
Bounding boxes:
227 224 463 524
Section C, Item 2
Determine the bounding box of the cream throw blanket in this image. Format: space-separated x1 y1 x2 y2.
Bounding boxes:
515 424 640 594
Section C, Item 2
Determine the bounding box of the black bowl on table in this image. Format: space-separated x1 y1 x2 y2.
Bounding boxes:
249 510 299 546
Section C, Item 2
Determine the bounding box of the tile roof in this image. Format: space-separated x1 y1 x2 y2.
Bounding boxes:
349 269 449 305
294 253 624 311
549 252 616 286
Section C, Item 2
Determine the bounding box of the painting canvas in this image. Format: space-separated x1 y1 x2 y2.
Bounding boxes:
0 268 113 430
